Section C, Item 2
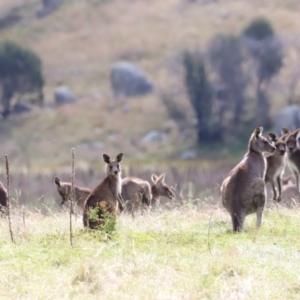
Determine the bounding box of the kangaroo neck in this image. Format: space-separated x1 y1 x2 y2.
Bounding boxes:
107 173 121 197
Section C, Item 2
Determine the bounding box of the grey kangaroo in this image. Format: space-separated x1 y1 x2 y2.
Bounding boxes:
221 127 275 232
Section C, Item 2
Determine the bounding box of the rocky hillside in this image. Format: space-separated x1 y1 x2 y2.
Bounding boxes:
0 0 299 170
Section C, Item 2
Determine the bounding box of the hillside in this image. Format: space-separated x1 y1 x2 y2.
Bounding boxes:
0 0 300 170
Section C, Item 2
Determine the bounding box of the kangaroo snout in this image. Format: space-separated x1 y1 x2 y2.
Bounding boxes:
270 146 276 153
169 192 175 199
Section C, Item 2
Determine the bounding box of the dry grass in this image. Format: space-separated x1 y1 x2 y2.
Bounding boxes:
1 0 300 167
1 202 300 299
0 161 299 299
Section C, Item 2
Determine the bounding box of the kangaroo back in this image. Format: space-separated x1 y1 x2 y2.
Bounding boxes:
122 177 152 211
54 177 91 210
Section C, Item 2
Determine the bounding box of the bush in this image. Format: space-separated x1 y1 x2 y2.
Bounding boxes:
0 41 44 117
242 17 283 128
242 17 274 40
183 51 215 143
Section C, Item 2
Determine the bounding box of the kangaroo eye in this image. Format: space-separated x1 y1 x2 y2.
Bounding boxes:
109 166 113 169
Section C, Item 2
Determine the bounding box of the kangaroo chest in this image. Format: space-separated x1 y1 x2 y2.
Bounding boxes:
273 165 285 180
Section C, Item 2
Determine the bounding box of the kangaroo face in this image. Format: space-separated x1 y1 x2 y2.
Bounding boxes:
103 153 123 176
268 133 286 156
251 127 275 154
156 183 175 199
276 141 286 156
54 177 70 205
286 133 298 153
151 173 175 199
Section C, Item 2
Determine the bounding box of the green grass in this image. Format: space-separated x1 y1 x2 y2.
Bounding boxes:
1 203 300 299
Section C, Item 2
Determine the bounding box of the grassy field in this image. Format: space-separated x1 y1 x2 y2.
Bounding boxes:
0 2 300 298
1 202 300 299
0 160 299 299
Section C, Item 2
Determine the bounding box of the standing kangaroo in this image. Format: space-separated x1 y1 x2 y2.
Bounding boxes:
54 177 91 211
83 153 124 229
264 133 286 202
281 127 300 197
122 173 175 214
221 127 275 232
0 181 8 216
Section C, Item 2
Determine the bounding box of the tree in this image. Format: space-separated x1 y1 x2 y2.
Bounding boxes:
0 41 44 117
208 34 248 135
183 51 216 144
242 17 283 128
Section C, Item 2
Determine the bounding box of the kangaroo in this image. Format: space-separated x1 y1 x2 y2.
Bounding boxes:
150 173 175 208
121 173 175 213
122 177 152 213
83 153 124 229
221 127 276 232
264 133 286 202
281 127 300 197
0 181 8 216
54 177 91 211
282 179 298 203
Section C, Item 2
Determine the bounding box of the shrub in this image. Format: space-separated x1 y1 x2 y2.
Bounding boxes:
0 41 44 117
183 51 216 143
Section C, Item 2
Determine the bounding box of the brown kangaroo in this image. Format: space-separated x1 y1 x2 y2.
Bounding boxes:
121 173 175 213
150 173 175 208
54 177 91 211
264 133 286 202
0 181 8 216
83 153 124 229
221 127 276 232
122 176 152 212
281 127 300 197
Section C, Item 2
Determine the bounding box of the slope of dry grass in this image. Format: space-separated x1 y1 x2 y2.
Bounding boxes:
0 0 300 168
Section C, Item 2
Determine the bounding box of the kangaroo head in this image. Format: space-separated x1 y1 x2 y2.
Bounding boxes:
54 177 71 205
103 153 123 176
151 173 175 200
249 127 275 154
284 129 300 153
268 133 286 156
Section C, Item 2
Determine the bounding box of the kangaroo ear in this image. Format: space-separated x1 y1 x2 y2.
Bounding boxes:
151 174 158 183
103 154 111 164
254 127 263 138
268 133 277 142
158 173 165 183
281 127 290 135
116 153 123 162
54 177 60 186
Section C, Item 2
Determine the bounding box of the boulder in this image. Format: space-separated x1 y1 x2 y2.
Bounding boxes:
141 130 167 144
179 150 197 160
13 102 31 114
36 0 62 18
110 62 153 98
54 86 77 105
274 105 300 136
